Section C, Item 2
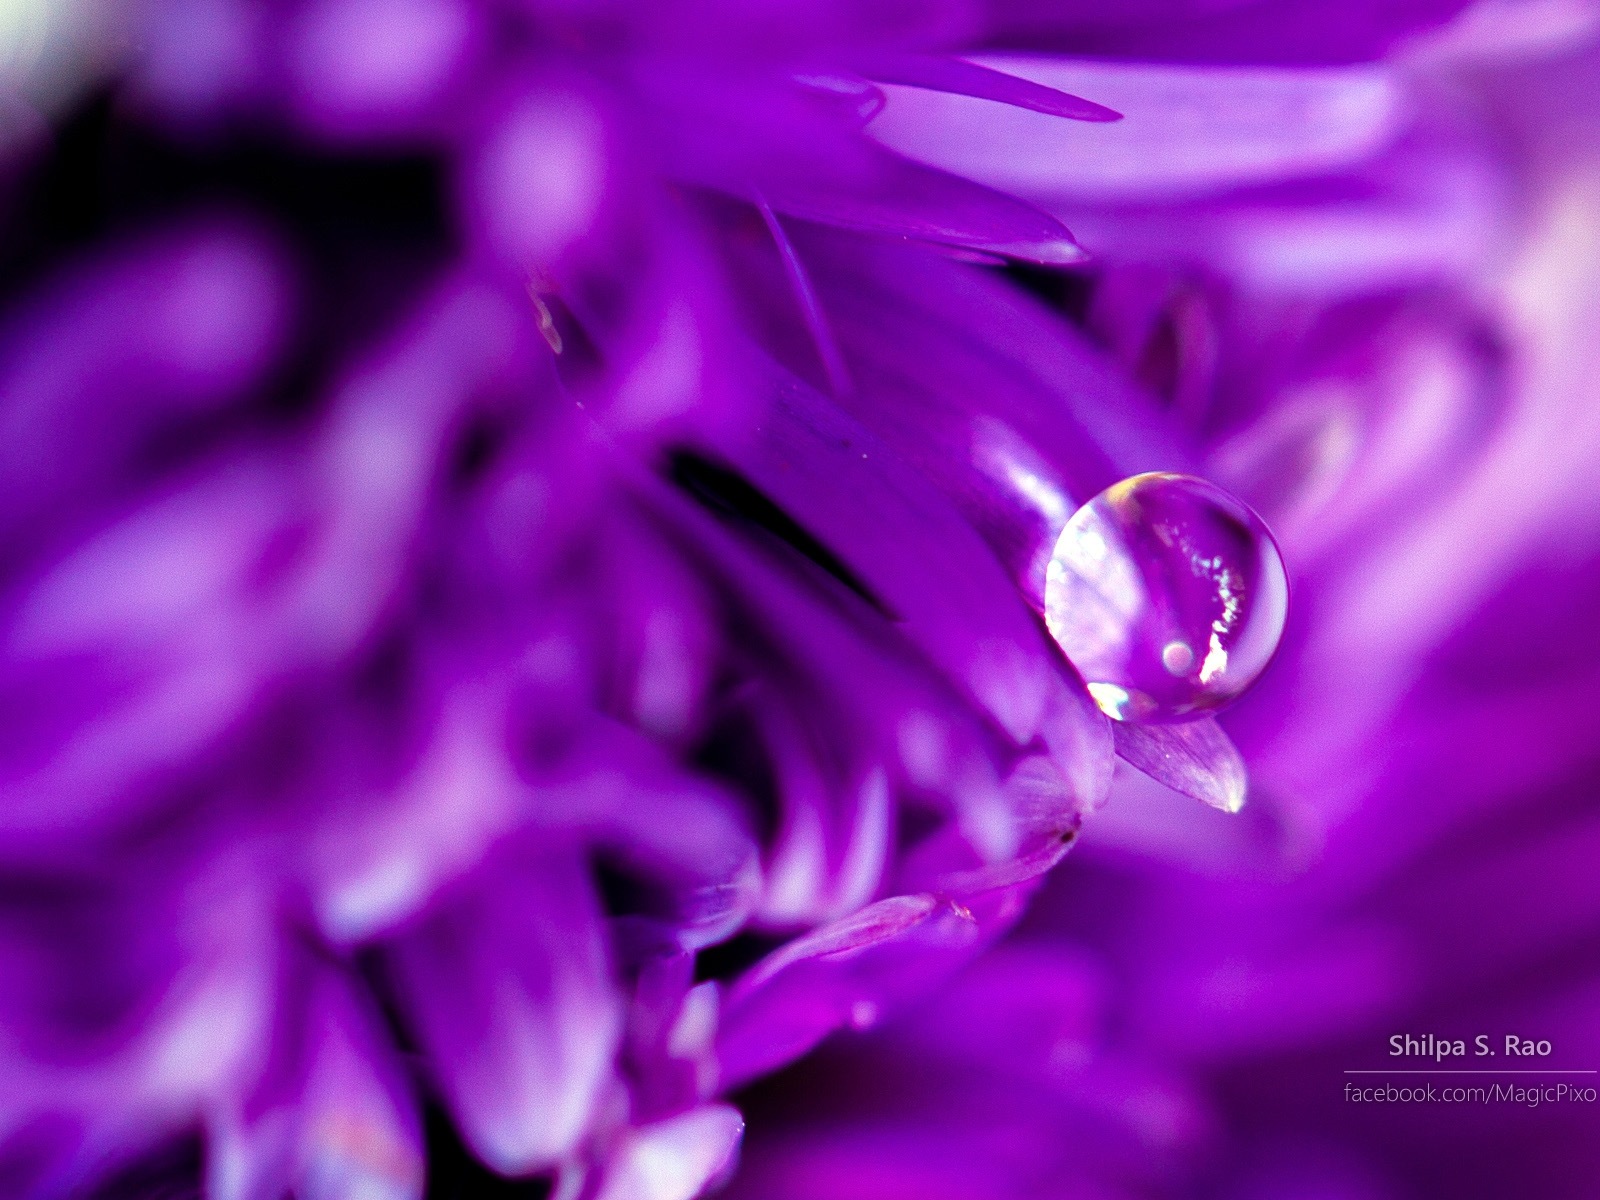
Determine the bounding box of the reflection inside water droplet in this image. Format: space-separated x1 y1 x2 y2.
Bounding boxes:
1160 640 1194 674
1044 472 1287 723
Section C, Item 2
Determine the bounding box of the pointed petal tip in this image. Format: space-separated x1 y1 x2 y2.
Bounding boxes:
1112 717 1248 814
979 236 1089 267
862 53 1124 124
1215 783 1247 815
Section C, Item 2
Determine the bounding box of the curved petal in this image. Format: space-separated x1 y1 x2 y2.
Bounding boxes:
0 222 289 554
717 867 1046 1090
695 356 1090 752
855 53 1121 122
870 58 1410 204
1112 717 1248 813
595 1105 745 1200
759 149 1085 265
385 850 621 1175
631 448 1107 874
209 958 423 1200
782 231 1195 601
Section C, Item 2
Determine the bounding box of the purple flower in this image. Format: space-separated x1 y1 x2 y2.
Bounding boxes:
1 1 1591 1199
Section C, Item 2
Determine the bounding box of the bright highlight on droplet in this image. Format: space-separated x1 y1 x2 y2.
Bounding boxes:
1044 472 1288 723
1085 681 1134 720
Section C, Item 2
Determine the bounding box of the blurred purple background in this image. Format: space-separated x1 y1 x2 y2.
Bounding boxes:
1 2 1598 1198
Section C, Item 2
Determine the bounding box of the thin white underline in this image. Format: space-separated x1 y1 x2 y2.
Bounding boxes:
1343 1069 1597 1075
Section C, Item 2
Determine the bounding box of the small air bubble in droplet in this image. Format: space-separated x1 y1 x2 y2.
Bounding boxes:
1161 640 1195 675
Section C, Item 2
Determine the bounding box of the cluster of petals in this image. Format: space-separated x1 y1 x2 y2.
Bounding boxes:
729 7 1600 1199
1 0 1596 1198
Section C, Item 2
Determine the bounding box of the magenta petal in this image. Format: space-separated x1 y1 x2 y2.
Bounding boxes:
386 850 621 1175
0 279 533 848
859 53 1121 122
594 1105 745 1200
753 712 891 927
0 458 301 844
310 682 526 946
625 954 720 1120
1112 717 1248 813
310 676 757 955
699 359 1084 753
870 57 1409 204
0 222 288 550
680 425 1107 867
521 721 763 952
895 825 1070 901
633 465 1083 877
290 277 537 656
789 232 1194 600
737 894 938 995
210 960 423 1200
763 150 1085 265
717 874 1039 1091
716 894 940 1088
716 876 1043 1088
639 71 1083 264
791 72 887 124
285 0 480 140
589 507 723 744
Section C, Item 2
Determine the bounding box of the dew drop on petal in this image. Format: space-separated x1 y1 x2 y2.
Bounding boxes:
1044 472 1287 723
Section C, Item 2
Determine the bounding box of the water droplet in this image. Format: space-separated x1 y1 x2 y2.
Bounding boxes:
1045 473 1287 723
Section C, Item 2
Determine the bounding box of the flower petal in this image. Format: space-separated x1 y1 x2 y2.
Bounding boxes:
716 893 940 1088
760 149 1086 265
642 74 1083 264
285 0 481 140
0 223 288 552
595 1105 745 1200
856 53 1121 122
717 871 1041 1090
786 231 1194 600
697 357 1080 751
870 58 1409 203
385 850 621 1175
1112 718 1248 813
634 465 1077 881
209 959 423 1200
